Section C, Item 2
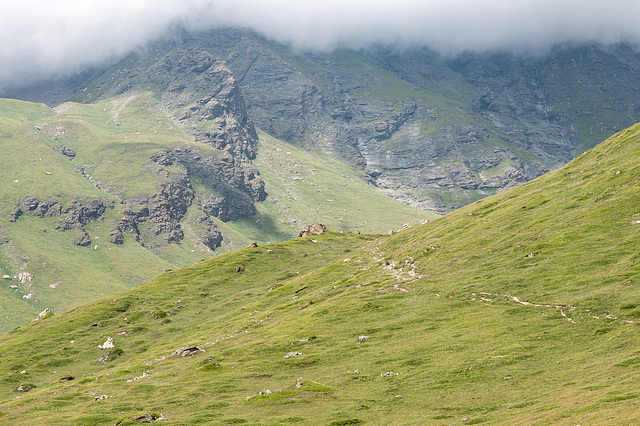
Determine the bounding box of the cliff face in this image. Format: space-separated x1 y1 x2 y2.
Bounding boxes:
83 47 267 250
10 30 640 214
217 38 640 213
131 31 636 213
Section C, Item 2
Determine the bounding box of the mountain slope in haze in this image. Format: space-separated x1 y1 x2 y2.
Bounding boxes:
0 95 431 333
11 29 640 213
1 122 639 424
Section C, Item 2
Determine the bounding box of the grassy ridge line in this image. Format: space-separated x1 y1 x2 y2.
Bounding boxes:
0 125 639 423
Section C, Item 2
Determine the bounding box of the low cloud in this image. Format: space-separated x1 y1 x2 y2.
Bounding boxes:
2 0 640 91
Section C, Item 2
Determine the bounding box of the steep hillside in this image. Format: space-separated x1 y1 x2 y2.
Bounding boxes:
1 123 639 424
0 96 430 332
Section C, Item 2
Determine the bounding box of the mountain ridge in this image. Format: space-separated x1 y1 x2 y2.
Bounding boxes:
8 30 640 213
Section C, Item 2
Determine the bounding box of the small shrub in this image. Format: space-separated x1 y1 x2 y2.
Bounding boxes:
152 310 167 319
362 302 380 312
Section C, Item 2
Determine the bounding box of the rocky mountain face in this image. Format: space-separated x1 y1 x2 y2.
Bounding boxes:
4 44 268 255
86 47 266 251
10 30 640 216
217 38 640 213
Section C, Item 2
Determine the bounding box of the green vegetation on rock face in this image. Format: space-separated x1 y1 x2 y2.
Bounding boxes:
1 123 640 424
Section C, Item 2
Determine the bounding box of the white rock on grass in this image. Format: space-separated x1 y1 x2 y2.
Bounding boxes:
97 337 115 349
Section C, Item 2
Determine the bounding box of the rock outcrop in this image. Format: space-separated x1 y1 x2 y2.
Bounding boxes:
299 223 326 237
9 48 270 253
72 47 267 249
146 48 261 162
173 346 205 356
10 196 113 247
194 215 223 250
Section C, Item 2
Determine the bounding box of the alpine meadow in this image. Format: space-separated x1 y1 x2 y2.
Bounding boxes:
1 18 640 426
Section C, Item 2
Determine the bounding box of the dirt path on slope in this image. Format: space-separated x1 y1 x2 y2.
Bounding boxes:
474 292 637 324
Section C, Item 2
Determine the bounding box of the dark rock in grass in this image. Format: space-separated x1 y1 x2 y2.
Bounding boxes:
36 200 62 217
150 150 176 166
94 348 123 364
8 206 22 222
173 346 205 356
65 197 110 224
130 414 156 423
21 196 39 213
95 353 111 363
73 230 92 246
109 227 124 245
58 376 74 382
194 215 223 250
54 144 76 158
201 357 221 369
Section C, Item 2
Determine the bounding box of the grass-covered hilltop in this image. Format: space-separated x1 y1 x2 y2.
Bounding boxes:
1 121 639 424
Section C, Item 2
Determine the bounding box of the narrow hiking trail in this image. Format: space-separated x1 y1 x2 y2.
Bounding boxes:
472 292 638 324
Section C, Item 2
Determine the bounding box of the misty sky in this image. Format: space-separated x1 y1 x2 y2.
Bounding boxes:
2 0 639 91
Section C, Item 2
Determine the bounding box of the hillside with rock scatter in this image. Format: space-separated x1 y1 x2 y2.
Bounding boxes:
1 121 640 424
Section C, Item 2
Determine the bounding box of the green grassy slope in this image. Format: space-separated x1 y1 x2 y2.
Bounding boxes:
0 95 431 332
0 123 639 424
